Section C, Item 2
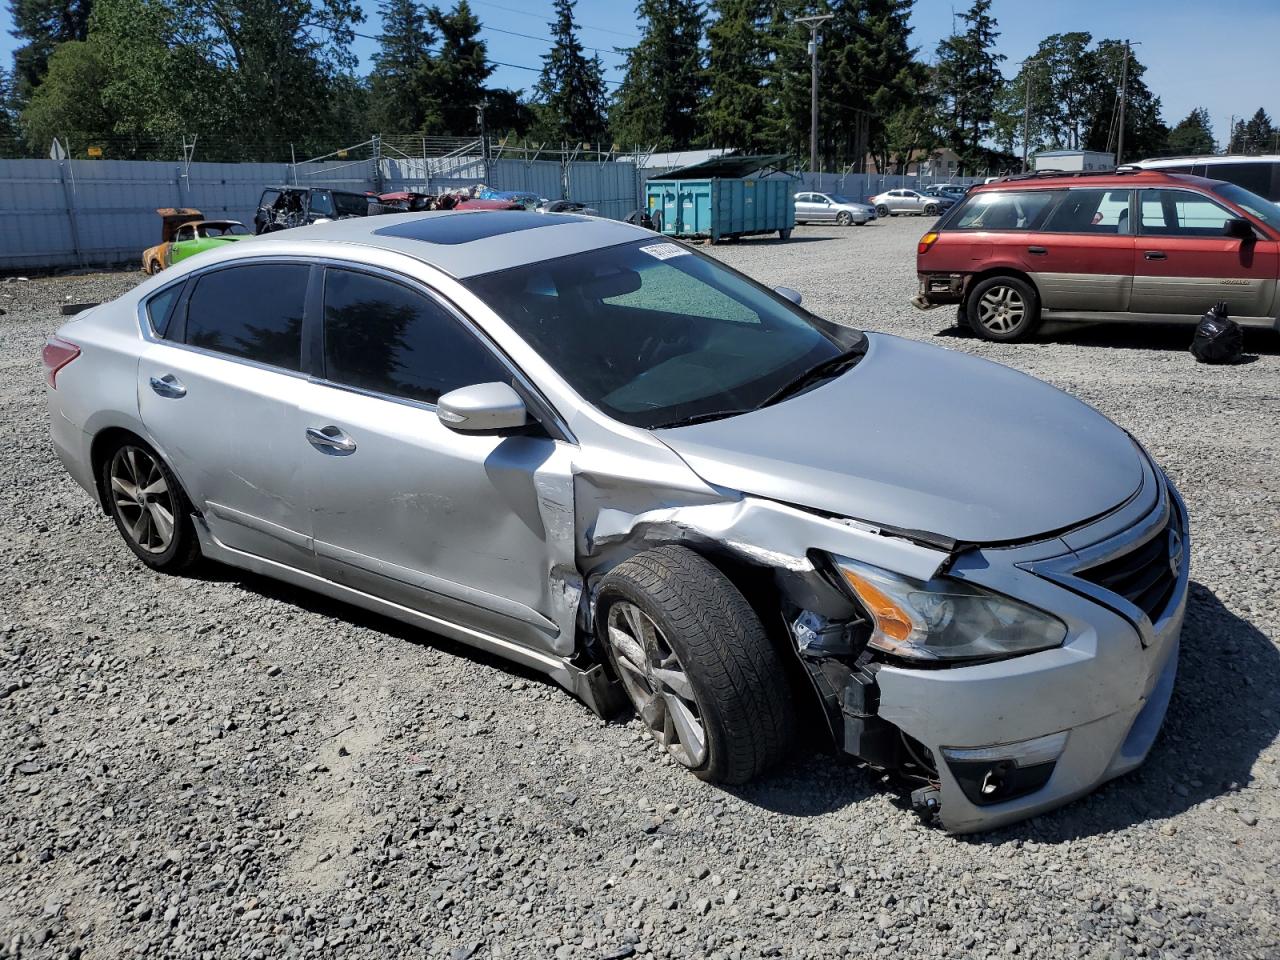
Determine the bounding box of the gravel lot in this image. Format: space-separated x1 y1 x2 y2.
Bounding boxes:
1 217 1278 960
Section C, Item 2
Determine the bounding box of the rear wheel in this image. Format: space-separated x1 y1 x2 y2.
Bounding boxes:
101 441 201 573
597 546 796 784
966 275 1042 342
875 204 889 218
924 203 939 216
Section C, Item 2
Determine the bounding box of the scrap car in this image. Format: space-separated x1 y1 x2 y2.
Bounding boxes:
141 209 250 274
44 211 1188 833
254 185 372 234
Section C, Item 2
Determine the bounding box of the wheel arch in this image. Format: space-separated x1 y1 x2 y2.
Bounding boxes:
968 265 1040 298
88 425 197 520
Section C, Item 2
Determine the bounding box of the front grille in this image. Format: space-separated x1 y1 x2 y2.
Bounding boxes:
1077 522 1179 622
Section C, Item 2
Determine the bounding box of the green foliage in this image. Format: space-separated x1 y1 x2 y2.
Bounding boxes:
1166 107 1215 156
9 0 94 102
0 68 20 146
611 0 705 150
369 0 436 135
700 0 771 151
534 0 609 145
934 0 1004 172
1230 108 1276 154
18 39 112 154
425 1 495 137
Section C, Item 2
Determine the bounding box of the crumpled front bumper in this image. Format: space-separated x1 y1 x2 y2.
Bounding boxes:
872 465 1189 833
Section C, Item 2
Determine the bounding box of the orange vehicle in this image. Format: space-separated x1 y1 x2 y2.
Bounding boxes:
142 208 250 274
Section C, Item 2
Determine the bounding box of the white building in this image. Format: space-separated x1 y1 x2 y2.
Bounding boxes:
1033 150 1116 172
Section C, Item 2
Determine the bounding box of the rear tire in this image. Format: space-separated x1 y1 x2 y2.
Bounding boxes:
966 275 1042 342
924 203 939 216
597 545 796 785
100 439 201 573
875 204 889 218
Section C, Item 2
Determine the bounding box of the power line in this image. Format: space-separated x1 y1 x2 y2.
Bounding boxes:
469 0 640 41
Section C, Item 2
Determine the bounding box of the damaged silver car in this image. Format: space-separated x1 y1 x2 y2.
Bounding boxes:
43 211 1189 832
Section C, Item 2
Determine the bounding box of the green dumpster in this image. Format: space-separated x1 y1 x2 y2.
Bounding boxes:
644 154 797 243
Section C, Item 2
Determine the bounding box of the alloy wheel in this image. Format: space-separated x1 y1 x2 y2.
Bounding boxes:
109 445 176 554
976 284 1026 335
836 211 852 226
606 601 708 769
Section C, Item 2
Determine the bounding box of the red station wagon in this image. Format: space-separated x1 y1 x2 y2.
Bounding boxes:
914 169 1280 341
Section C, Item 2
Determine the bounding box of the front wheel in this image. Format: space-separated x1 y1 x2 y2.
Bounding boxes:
597 546 796 784
147 260 163 275
101 440 202 573
836 211 852 226
966 275 1042 342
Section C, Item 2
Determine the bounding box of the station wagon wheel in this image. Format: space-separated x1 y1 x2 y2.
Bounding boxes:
100 439 202 573
607 601 707 769
597 545 796 784
836 211 853 226
967 275 1042 342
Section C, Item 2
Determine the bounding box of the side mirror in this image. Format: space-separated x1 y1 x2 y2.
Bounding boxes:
437 382 528 432
1223 217 1254 240
774 286 803 305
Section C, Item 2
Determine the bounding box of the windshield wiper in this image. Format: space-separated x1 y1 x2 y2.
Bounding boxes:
650 409 749 430
758 345 867 408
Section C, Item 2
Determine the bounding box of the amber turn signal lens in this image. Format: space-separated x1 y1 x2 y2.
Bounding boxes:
917 232 939 255
841 569 914 643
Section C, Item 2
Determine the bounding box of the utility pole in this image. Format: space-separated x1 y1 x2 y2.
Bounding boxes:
1116 40 1130 165
796 13 834 177
1020 59 1040 173
476 102 490 183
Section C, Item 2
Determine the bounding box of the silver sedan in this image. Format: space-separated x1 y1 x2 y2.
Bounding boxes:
43 211 1188 831
869 188 956 217
794 192 875 225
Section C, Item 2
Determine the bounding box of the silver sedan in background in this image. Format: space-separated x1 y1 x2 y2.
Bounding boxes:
44 211 1188 832
869 188 956 217
794 192 876 225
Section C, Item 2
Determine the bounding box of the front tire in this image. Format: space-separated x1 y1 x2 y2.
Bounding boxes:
966 275 1042 342
101 440 201 573
147 260 163 275
597 546 796 785
836 211 853 226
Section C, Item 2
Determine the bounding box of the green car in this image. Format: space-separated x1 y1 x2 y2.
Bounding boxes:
143 208 251 274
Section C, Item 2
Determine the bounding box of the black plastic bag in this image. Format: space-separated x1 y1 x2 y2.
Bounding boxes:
1190 301 1243 364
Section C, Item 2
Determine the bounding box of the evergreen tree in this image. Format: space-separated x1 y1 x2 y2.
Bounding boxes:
0 68 19 149
1166 107 1214 155
8 0 94 102
700 0 770 151
369 0 435 135
611 0 705 150
1081 39 1165 159
534 0 609 145
1243 107 1276 154
934 0 1004 172
425 1 494 136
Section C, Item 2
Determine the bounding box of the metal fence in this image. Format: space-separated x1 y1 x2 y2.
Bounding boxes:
0 153 982 271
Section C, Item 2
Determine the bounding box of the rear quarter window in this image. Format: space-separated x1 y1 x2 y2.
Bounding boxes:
146 283 185 339
949 191 1058 231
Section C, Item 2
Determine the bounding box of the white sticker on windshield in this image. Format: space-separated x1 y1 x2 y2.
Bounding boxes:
638 242 689 261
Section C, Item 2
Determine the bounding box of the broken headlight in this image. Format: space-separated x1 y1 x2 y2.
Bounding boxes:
833 557 1067 662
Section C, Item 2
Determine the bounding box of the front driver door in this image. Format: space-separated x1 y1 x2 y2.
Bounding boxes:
297 266 575 656
1131 187 1280 319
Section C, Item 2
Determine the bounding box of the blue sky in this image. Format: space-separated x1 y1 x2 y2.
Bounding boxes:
4 0 1278 146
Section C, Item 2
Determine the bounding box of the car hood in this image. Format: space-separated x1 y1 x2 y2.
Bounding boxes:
656 333 1144 546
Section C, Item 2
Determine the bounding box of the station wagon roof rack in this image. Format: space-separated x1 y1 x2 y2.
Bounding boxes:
989 168 1143 184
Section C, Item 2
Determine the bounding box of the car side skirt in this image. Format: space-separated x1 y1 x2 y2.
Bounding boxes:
1041 308 1278 329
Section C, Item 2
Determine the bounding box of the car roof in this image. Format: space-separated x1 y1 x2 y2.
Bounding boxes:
262 185 369 196
969 170 1222 193
249 209 649 278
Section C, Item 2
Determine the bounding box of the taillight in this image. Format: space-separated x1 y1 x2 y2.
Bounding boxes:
42 336 80 388
918 232 939 255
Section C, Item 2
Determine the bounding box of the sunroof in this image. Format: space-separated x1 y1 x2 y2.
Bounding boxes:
372 211 586 245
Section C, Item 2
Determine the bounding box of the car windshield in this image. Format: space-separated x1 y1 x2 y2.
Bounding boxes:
202 223 249 237
465 239 860 429
1213 182 1280 228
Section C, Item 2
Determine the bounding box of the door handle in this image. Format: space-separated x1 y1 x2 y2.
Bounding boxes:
1027 246 1048 255
149 374 186 399
306 425 357 455
1144 250 1167 261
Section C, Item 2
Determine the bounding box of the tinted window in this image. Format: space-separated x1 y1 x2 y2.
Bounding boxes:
465 239 858 429
323 270 508 404
951 191 1058 231
1210 162 1272 197
1041 189 1132 234
333 192 369 217
310 190 334 217
147 283 184 339
1139 189 1236 236
184 264 307 370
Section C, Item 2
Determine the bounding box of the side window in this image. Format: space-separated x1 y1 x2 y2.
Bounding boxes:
953 191 1058 231
184 264 308 370
259 190 280 209
323 269 508 404
1041 189 1132 234
175 225 195 242
310 191 335 217
146 283 184 339
1217 162 1271 198
796 193 812 203
1139 190 1236 237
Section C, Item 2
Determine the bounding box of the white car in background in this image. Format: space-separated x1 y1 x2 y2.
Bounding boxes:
794 192 875 226
869 188 956 218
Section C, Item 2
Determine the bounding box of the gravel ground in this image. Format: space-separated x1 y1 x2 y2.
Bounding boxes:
1 218 1278 960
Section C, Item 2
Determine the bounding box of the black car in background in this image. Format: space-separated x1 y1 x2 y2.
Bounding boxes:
254 186 372 234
